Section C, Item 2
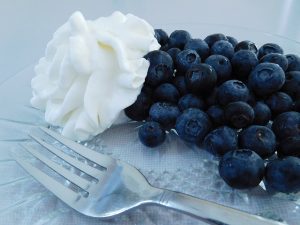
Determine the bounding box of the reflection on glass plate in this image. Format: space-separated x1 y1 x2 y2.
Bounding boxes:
0 24 299 225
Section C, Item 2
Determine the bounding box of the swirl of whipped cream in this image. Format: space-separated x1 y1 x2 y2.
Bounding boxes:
31 11 160 140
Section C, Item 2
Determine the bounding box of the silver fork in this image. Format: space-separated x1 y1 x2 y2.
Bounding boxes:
14 127 286 225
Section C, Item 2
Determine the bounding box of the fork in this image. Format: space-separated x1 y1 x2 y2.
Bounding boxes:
14 127 286 225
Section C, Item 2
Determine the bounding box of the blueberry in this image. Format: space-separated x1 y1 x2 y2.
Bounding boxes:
231 50 258 80
260 53 288 71
265 157 300 193
178 94 206 111
176 49 201 73
153 83 180 103
234 40 258 54
239 125 276 158
265 92 293 115
172 75 188 96
207 105 225 127
253 101 271 125
257 43 284 59
248 63 285 96
125 92 152 121
168 30 191 49
203 126 238 155
225 101 254 128
219 149 265 189
155 29 168 46
184 38 210 60
138 121 166 147
281 71 300 100
205 88 218 106
211 40 234 59
204 33 227 47
278 136 300 158
205 55 232 84
217 80 249 106
144 50 174 87
167 48 181 62
272 111 300 140
226 36 238 48
185 64 217 95
246 90 257 106
286 54 300 72
175 108 212 143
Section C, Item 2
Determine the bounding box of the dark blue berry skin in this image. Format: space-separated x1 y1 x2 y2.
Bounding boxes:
203 126 238 155
231 50 258 80
175 108 212 143
167 48 181 62
248 63 285 97
125 92 152 121
204 33 227 47
219 149 265 189
217 80 249 106
149 102 180 130
278 136 300 158
178 94 206 111
265 92 293 116
211 40 234 59
153 83 180 103
239 125 276 159
205 55 232 84
281 71 300 100
265 157 300 193
257 43 284 59
226 36 238 48
253 101 271 125
260 53 288 71
205 88 218 106
185 64 217 95
168 30 191 49
286 54 300 72
184 38 210 60
138 121 166 148
144 50 174 87
172 76 188 96
272 111 300 140
234 40 258 54
225 101 254 128
154 29 168 46
176 49 201 73
207 105 224 127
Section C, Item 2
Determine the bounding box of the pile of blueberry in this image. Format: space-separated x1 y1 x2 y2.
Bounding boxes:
125 29 300 193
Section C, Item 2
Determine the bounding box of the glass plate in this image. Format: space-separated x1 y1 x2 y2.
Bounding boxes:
0 24 299 225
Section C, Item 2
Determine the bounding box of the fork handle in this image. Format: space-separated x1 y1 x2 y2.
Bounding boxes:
156 190 286 225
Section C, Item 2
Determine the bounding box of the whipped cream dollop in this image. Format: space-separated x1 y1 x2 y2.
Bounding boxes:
31 11 160 140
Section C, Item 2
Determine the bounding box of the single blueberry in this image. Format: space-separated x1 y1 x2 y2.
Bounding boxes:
224 101 255 128
168 30 191 49
260 53 288 71
278 136 300 158
153 83 180 103
265 157 300 193
125 92 152 121
167 48 181 62
281 71 300 100
178 94 206 111
248 63 285 96
149 102 180 130
172 76 188 96
203 126 238 155
286 54 300 72
205 55 232 84
226 36 238 48
239 125 276 158
184 38 210 60
175 108 212 143
217 80 249 106
176 49 201 73
231 50 258 80
207 105 225 127
265 92 293 116
185 64 217 95
154 29 169 46
272 111 300 140
234 40 258 54
138 121 166 147
257 43 284 59
219 149 265 189
204 33 228 47
253 101 271 125
211 40 234 59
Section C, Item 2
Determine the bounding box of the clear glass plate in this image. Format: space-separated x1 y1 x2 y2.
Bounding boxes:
0 24 300 225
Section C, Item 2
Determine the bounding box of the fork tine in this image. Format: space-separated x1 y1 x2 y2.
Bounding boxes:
29 133 104 179
21 143 91 190
39 127 114 168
